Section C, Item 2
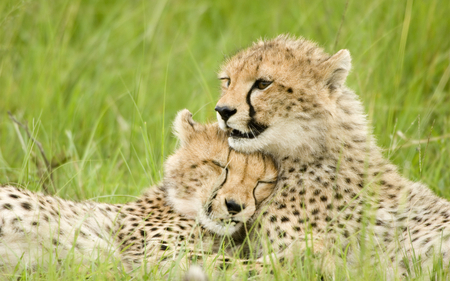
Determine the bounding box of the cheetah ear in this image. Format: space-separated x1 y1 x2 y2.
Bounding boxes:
321 49 351 90
173 109 197 146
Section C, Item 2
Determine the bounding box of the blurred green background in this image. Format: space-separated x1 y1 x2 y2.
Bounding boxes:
0 0 449 203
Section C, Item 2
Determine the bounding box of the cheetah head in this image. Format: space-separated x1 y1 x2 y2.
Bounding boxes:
164 109 277 235
215 35 352 158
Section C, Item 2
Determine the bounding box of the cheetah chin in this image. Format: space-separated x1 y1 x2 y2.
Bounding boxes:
197 208 243 236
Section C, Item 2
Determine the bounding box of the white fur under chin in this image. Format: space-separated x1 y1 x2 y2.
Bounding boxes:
228 119 323 158
197 209 241 236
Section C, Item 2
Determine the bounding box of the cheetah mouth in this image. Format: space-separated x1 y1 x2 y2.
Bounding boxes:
201 214 244 235
219 219 243 230
230 122 267 139
213 216 244 228
219 218 241 225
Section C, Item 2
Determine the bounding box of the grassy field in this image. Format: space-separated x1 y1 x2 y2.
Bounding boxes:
0 0 449 279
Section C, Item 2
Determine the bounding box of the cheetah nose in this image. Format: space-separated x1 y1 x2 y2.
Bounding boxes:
215 106 237 122
225 199 245 215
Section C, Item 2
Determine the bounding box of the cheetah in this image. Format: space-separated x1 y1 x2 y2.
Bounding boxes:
0 109 277 276
214 35 450 277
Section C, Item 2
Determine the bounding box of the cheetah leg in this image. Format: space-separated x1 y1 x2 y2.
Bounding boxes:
182 255 268 281
133 247 267 278
256 238 339 276
195 253 267 276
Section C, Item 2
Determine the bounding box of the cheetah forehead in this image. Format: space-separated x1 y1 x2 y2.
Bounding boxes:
220 35 331 77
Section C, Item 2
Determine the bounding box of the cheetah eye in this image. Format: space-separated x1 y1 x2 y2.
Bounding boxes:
219 77 231 88
253 180 277 203
254 79 272 90
257 180 277 184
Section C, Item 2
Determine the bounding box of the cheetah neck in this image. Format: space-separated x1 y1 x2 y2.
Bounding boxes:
272 90 382 167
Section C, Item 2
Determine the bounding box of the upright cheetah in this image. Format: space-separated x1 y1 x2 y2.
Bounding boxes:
0 110 277 276
214 35 450 277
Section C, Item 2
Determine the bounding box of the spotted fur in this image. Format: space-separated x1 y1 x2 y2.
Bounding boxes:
0 110 277 276
215 35 450 277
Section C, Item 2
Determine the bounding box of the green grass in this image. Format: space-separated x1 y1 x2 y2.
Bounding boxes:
0 0 449 279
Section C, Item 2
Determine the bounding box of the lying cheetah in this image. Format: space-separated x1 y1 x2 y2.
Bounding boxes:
0 109 277 276
214 35 450 277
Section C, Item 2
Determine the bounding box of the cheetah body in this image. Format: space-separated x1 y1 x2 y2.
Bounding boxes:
0 110 277 274
215 35 450 275
0 185 118 270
